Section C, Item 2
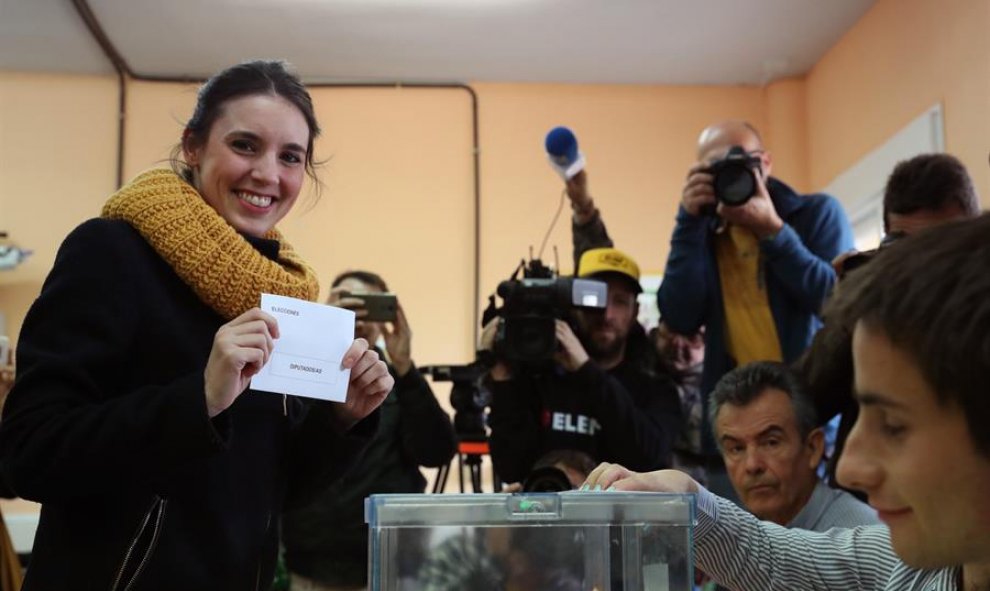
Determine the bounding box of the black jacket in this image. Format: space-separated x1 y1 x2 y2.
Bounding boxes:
281 362 455 586
0 219 376 591
487 348 682 484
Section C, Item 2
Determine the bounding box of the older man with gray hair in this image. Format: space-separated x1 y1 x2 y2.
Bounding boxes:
709 361 877 529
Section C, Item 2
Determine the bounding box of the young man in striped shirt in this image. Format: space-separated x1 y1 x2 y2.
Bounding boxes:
586 213 990 591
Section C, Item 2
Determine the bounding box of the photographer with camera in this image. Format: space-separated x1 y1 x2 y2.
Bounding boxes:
484 248 682 484
282 270 455 591
658 120 853 496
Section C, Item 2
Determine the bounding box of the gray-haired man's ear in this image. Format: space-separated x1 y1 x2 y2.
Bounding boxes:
806 427 826 470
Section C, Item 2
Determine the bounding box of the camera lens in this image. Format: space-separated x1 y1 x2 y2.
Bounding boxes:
502 316 557 363
710 145 759 207
713 164 756 206
522 467 574 492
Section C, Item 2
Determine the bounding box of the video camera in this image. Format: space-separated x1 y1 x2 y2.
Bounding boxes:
709 145 763 207
420 359 493 440
486 258 607 367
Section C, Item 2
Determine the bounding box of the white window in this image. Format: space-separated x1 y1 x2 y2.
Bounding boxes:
824 104 945 251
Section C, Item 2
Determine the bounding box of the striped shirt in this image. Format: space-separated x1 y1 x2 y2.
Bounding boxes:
695 488 960 590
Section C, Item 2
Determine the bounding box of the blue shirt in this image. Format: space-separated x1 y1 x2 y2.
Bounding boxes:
788 480 880 531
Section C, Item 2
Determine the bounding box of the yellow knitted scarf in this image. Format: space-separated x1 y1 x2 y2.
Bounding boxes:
102 168 319 320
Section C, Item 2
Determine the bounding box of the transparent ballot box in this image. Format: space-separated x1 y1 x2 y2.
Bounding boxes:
366 492 695 591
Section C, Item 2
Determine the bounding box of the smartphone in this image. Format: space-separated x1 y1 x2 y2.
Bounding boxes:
354 293 398 322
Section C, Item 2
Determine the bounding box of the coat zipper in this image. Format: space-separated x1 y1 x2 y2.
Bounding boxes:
110 495 168 591
255 511 274 591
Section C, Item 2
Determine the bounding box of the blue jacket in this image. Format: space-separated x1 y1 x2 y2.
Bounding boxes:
657 178 853 454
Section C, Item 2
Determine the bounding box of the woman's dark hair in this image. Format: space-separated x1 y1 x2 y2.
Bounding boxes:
171 60 322 187
331 270 389 293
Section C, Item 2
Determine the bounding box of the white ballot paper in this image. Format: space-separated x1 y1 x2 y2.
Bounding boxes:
251 293 355 402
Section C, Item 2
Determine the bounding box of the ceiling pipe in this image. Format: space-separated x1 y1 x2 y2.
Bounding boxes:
70 0 131 189
69 0 484 346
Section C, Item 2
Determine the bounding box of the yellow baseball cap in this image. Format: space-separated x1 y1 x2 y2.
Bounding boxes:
577 247 642 293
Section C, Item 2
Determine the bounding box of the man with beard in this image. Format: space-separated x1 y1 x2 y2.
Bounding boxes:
565 168 708 485
486 247 683 484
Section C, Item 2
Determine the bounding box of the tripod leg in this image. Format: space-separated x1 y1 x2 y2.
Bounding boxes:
432 462 449 494
472 461 483 493
491 460 501 493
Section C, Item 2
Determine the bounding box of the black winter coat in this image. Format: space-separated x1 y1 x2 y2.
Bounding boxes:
0 219 376 591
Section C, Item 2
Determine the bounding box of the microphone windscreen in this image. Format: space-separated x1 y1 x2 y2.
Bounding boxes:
545 126 579 165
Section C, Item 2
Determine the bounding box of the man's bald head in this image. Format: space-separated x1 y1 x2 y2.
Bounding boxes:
697 120 771 177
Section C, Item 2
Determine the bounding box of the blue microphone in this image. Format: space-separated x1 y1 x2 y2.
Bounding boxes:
544 126 585 180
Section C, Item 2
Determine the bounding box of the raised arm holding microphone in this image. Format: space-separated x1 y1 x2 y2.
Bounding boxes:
551 126 708 485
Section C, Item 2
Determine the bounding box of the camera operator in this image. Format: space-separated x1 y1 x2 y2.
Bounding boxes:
282 270 455 591
657 120 853 494
565 169 708 483
484 248 682 484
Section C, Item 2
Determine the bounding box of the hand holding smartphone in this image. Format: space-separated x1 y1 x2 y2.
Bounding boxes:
348 293 398 322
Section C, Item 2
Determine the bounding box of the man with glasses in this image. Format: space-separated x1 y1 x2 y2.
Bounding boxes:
657 120 853 497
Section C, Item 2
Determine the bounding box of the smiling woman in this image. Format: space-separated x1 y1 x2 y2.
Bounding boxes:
0 60 394 591
182 94 309 239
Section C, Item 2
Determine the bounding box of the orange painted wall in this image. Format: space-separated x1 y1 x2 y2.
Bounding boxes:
472 82 773 302
806 0 990 200
763 78 809 193
3 0 987 367
0 72 119 345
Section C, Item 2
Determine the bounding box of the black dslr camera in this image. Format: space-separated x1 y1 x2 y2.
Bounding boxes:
837 231 907 279
487 259 607 367
709 145 763 207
